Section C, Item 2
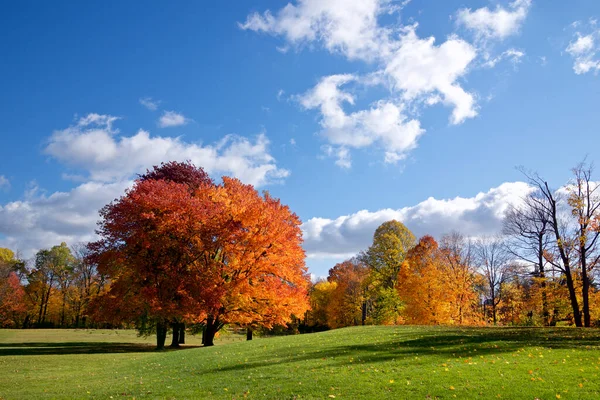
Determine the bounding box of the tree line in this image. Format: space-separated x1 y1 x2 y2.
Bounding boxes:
305 162 600 330
1 161 599 347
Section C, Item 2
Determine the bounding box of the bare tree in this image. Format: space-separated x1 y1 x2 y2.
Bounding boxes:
71 243 106 327
475 236 511 324
568 162 600 327
519 170 582 326
503 191 552 325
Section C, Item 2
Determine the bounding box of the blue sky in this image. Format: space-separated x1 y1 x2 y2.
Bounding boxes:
1 0 600 278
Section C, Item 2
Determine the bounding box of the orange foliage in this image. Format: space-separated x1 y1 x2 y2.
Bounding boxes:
326 259 368 328
398 236 451 324
89 163 309 345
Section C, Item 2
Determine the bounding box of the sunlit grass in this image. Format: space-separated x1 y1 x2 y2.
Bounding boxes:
0 326 599 399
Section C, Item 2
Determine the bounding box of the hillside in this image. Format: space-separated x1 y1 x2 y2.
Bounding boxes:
1 326 599 399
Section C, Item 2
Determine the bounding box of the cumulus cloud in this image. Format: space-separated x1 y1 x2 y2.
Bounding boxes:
300 74 423 165
566 21 600 75
44 114 289 187
139 97 161 111
383 25 477 125
0 180 131 257
158 111 190 128
240 0 395 61
301 181 533 258
456 0 531 40
241 0 508 166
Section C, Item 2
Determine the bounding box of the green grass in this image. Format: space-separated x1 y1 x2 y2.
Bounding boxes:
1 326 599 399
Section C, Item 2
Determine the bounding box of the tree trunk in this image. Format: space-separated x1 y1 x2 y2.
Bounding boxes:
41 286 52 324
361 301 367 325
246 328 253 341
60 291 67 327
538 240 549 326
178 323 185 344
170 322 181 348
563 265 582 327
581 251 590 327
156 321 168 350
203 315 220 347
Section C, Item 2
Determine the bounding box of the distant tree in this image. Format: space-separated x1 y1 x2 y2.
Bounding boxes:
0 248 27 327
567 162 600 327
327 258 369 328
503 190 553 325
307 280 337 329
362 220 415 325
474 236 512 324
398 236 451 325
521 170 583 326
439 232 479 325
70 243 106 327
364 220 415 289
29 243 74 326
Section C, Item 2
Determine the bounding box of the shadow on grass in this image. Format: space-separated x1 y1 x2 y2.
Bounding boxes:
209 326 600 374
0 342 202 356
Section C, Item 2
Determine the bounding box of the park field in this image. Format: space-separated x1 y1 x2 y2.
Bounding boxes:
0 326 599 399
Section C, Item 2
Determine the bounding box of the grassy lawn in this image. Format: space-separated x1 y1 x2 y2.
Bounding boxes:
0 326 599 399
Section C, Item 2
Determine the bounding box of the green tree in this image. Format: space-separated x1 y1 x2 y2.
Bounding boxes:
364 220 415 289
362 220 415 324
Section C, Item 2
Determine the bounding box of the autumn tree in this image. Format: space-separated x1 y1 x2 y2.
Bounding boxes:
69 243 106 327
89 162 309 348
439 232 480 325
398 236 451 325
326 258 369 328
28 243 74 326
88 177 219 349
0 248 27 327
306 280 337 329
138 161 213 345
187 177 310 346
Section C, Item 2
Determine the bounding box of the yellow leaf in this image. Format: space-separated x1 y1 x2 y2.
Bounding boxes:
329 395 336 399
449 386 455 390
556 395 561 399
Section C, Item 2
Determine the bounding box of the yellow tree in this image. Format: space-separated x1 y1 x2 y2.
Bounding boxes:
398 236 452 324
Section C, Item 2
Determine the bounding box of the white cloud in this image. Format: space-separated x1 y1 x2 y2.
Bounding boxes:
383 25 478 125
456 0 531 40
240 0 395 61
302 181 532 258
242 0 496 167
45 114 289 187
0 176 9 190
566 24 600 75
482 48 525 68
0 180 131 257
158 110 190 128
300 74 424 163
139 97 161 111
